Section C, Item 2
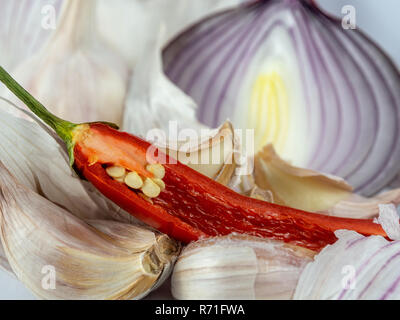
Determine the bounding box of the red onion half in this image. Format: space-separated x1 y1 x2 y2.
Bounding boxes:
163 0 400 196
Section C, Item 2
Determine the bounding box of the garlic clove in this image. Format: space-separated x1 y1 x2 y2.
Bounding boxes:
0 0 62 120
177 122 236 184
171 234 314 300
0 162 180 300
2 0 129 125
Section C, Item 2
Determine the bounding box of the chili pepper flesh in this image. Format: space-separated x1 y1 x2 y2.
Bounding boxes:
74 123 387 251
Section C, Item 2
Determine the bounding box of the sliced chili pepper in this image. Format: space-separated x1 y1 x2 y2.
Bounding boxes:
72 123 386 251
0 66 389 251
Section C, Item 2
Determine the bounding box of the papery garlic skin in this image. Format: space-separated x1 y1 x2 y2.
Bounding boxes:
0 0 62 118
158 121 238 186
321 189 400 219
97 0 243 68
0 0 62 71
254 144 400 219
0 242 11 273
0 163 180 300
123 24 205 138
255 144 352 212
2 0 128 125
171 235 314 300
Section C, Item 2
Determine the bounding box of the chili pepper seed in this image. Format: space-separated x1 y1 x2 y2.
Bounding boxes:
106 165 126 178
146 163 165 179
141 178 161 198
125 171 144 189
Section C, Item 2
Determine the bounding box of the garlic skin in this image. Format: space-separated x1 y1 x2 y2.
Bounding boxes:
248 185 274 202
159 121 238 186
97 0 243 68
2 0 128 125
255 144 352 212
321 189 400 219
0 242 11 273
0 0 62 71
255 144 400 219
123 23 205 138
0 162 180 300
171 235 314 300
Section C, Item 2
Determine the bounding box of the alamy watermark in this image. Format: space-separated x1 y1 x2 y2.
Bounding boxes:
145 121 255 177
342 5 357 30
41 5 57 30
341 264 356 290
41 265 56 290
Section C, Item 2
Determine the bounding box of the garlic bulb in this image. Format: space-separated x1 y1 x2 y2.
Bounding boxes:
171 234 315 300
0 162 180 300
2 0 128 124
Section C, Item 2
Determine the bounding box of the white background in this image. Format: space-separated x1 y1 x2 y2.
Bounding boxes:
0 0 399 300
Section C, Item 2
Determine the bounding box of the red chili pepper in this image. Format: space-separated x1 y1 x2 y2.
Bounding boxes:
0 67 388 252
73 123 387 251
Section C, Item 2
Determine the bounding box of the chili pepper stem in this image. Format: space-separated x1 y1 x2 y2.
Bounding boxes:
0 66 118 165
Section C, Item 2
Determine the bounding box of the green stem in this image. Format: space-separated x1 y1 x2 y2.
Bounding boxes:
0 66 80 165
0 66 119 166
0 66 76 142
